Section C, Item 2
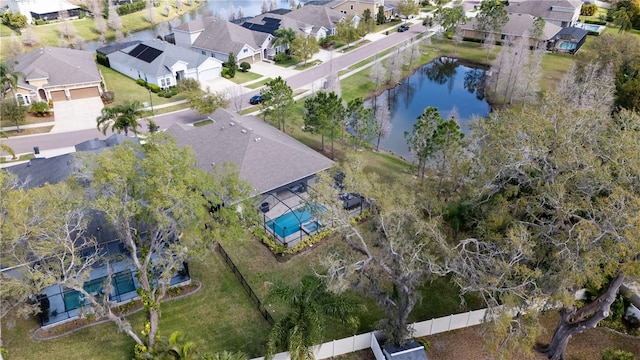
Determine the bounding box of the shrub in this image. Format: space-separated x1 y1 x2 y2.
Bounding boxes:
48 99 53 109
240 62 251 72
136 78 147 86
274 52 290 63
35 19 44 25
581 4 598 16
147 83 161 93
117 1 146 16
30 101 50 116
101 91 115 104
602 348 635 360
584 19 606 25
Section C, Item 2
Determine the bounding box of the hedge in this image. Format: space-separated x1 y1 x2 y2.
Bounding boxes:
584 19 606 25
116 1 146 16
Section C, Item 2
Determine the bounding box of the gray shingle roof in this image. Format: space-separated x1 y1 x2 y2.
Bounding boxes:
463 13 562 40
504 0 582 23
286 4 345 29
107 39 217 78
175 16 261 54
4 135 137 189
8 46 101 89
166 109 334 195
242 13 309 35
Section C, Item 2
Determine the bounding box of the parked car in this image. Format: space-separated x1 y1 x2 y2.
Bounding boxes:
398 24 410 32
249 95 263 105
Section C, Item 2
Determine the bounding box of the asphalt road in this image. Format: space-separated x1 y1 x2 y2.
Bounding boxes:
1 24 425 155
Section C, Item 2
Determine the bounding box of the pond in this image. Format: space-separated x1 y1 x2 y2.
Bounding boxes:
370 57 490 161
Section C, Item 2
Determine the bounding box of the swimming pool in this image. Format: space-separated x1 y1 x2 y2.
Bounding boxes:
266 205 323 238
578 23 602 32
558 41 577 50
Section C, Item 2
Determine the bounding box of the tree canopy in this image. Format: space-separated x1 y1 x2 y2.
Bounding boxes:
260 76 294 133
444 93 640 360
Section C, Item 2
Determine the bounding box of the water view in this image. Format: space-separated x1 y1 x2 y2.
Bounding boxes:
86 0 305 50
371 57 491 161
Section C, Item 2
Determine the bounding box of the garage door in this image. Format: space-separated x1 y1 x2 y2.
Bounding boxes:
198 68 220 82
69 87 100 100
50 90 66 102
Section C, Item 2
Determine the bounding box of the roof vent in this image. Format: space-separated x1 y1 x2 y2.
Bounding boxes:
241 129 247 133
254 137 261 142
230 121 236 126
220 126 225 130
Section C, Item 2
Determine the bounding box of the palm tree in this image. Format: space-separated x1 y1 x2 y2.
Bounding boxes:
96 100 144 136
273 27 297 55
1 144 16 160
265 276 363 360
0 61 24 105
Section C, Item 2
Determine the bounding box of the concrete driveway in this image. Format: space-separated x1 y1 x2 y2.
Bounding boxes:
52 97 104 133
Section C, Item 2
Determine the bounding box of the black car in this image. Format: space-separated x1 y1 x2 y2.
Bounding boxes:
249 94 263 105
398 24 410 32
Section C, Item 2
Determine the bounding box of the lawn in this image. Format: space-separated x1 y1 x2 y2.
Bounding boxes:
99 65 187 107
229 71 263 85
2 250 271 360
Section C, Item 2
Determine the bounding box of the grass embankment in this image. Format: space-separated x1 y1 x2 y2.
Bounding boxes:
0 1 202 59
2 250 271 360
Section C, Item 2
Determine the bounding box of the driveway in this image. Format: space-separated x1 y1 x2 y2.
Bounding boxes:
52 97 104 133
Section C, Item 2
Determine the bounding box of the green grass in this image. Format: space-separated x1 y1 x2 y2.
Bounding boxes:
246 78 272 89
295 60 322 70
2 250 271 360
0 153 34 163
0 23 15 37
229 71 263 84
99 65 187 107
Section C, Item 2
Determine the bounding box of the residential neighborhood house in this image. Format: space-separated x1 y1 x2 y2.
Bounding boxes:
7 0 80 24
461 12 562 48
166 108 335 248
325 0 392 22
174 16 272 64
504 0 583 28
1 135 191 328
6 46 103 104
103 39 223 89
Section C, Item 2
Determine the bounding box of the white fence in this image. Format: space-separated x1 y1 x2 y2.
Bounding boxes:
250 308 488 360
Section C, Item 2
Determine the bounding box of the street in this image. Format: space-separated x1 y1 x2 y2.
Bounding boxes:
1 24 426 155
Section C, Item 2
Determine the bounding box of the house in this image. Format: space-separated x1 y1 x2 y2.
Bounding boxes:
174 16 271 64
548 26 588 54
1 135 190 328
104 39 223 89
166 108 334 198
504 0 583 28
461 13 562 47
166 108 335 248
284 4 350 37
241 13 312 58
325 0 392 22
6 46 103 104
7 0 80 24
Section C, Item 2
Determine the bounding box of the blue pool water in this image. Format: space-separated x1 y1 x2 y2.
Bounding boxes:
267 208 312 237
302 221 320 234
558 42 577 50
266 206 324 237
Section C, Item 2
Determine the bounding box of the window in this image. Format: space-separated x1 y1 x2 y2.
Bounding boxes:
161 78 166 88
16 93 30 105
243 48 248 53
202 50 206 55
350 4 354 9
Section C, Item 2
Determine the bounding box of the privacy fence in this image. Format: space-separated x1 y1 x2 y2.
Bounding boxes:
250 308 488 360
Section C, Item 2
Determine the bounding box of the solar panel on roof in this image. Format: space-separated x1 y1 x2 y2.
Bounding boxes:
128 44 146 57
127 44 163 63
137 46 162 63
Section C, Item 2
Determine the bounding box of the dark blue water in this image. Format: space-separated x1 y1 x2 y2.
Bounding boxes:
372 57 490 161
